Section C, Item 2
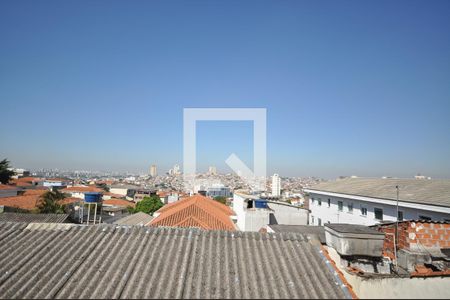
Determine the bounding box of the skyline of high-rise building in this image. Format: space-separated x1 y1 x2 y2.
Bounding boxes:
150 164 157 177
208 166 217 176
272 173 281 197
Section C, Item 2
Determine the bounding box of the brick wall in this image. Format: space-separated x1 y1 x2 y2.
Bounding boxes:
410 222 450 249
377 221 450 258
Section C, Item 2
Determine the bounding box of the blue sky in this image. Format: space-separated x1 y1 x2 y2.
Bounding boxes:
1 0 449 179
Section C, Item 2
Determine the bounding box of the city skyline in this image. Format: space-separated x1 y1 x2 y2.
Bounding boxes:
1 1 450 179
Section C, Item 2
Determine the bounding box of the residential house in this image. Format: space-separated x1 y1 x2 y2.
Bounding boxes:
149 194 236 231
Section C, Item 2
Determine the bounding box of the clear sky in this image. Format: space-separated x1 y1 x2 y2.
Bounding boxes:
1 0 449 179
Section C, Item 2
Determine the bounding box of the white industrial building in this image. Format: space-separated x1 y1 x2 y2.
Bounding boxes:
233 192 308 231
304 178 450 226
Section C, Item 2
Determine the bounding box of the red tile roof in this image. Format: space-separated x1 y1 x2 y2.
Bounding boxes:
11 177 41 183
59 197 83 205
103 192 125 198
0 195 42 210
0 185 18 190
23 189 49 196
149 194 235 231
62 186 103 193
103 198 135 208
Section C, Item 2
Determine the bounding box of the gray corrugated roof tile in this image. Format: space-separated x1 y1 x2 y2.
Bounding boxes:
0 212 69 223
307 177 450 207
0 222 350 299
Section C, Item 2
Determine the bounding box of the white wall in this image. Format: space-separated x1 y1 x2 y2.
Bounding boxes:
109 188 128 196
308 192 450 226
233 194 308 231
67 192 85 199
267 201 308 225
233 194 247 230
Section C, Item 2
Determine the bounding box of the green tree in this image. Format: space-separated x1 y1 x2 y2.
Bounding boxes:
134 195 163 215
96 183 110 192
0 159 15 184
213 196 227 205
37 190 67 214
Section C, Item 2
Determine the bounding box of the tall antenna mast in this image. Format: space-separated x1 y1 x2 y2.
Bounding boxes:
395 185 399 272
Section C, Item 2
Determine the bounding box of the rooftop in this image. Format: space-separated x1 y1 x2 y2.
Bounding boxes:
150 194 236 231
0 195 41 210
113 212 153 226
62 186 104 193
307 177 450 207
267 224 326 244
0 184 19 191
0 212 68 223
103 198 135 208
0 223 352 299
325 223 385 235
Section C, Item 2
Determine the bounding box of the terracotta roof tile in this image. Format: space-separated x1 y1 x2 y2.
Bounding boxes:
149 194 235 231
0 185 18 190
61 186 103 193
0 195 41 210
103 198 135 208
59 197 83 205
23 189 49 196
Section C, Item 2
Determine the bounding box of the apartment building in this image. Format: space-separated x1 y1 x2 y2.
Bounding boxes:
304 178 450 226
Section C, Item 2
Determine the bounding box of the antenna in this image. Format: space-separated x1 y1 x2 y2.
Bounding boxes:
395 185 399 272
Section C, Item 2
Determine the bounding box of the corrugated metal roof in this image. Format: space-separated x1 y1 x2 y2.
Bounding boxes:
307 178 450 207
0 222 351 299
113 212 153 226
0 212 69 223
267 225 326 244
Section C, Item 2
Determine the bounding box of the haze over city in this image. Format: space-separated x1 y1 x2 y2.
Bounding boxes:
1 0 450 179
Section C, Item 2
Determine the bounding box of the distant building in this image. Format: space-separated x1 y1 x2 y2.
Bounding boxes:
174 164 180 175
61 186 104 199
305 177 450 226
0 185 20 198
8 168 30 180
109 184 140 199
42 178 72 188
233 192 308 231
208 166 217 175
272 174 281 197
157 191 180 204
150 165 157 177
133 189 156 202
206 184 232 198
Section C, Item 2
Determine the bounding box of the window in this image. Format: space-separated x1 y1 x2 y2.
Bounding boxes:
348 203 353 213
318 198 322 206
311 216 315 225
311 197 315 204
361 207 368 216
327 198 331 207
398 211 404 221
338 201 343 211
318 218 322 226
374 208 383 220
419 215 431 221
